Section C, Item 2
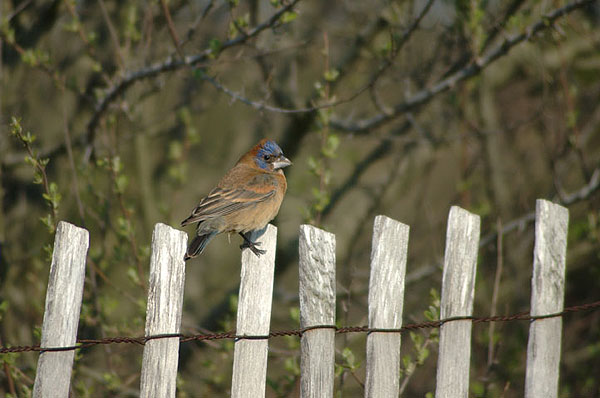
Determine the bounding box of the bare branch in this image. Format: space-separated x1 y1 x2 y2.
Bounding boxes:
96 0 125 69
6 0 33 22
480 167 600 247
160 0 184 59
84 0 301 154
330 0 595 133
200 73 323 114
197 0 435 116
560 168 600 205
321 121 411 220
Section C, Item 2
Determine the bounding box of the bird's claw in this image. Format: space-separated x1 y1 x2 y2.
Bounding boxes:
240 240 266 257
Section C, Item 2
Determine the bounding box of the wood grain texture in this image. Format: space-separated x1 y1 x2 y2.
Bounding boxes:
33 222 89 398
299 225 336 398
231 225 277 398
525 200 569 398
435 207 480 398
140 223 187 398
365 216 409 398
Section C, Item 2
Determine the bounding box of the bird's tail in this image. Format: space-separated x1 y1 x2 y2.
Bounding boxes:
184 232 217 261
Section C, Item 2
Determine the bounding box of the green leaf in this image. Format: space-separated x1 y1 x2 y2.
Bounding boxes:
96 157 107 168
281 11 297 24
21 49 39 66
228 294 239 313
63 18 82 33
87 31 98 45
43 242 54 259
102 371 122 391
289 306 300 324
342 347 356 368
112 156 123 173
124 4 141 42
417 346 429 364
334 363 344 378
323 68 339 82
322 134 339 158
284 357 300 375
566 109 579 129
402 354 412 369
48 181 59 195
126 267 141 286
410 331 423 346
307 155 319 171
209 38 222 57
116 216 131 237
169 141 183 160
33 171 43 185
317 108 330 125
40 214 54 231
115 174 128 193
236 14 249 28
91 60 102 73
0 300 9 323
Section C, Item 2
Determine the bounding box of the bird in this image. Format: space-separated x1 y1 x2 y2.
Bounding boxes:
181 139 291 260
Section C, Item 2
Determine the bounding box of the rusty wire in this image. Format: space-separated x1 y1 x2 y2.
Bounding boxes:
2 299 599 354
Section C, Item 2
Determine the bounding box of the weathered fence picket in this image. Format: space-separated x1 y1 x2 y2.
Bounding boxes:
524 200 569 398
231 225 277 398
299 225 336 398
365 216 409 398
25 200 576 397
140 223 187 398
33 222 89 398
435 207 481 398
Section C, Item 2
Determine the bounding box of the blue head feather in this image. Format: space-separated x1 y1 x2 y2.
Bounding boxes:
255 140 283 170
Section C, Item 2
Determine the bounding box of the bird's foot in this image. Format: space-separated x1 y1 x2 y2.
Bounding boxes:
240 241 266 257
239 232 267 257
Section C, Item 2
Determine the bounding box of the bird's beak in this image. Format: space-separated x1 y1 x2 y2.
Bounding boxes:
273 156 292 170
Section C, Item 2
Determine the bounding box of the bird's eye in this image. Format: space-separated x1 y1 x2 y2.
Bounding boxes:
263 154 271 161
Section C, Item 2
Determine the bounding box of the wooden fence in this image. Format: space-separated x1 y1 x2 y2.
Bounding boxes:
30 199 568 397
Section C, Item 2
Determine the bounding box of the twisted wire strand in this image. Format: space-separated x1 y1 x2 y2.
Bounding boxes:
2 300 599 354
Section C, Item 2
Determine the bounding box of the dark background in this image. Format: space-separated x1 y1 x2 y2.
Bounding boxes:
1 0 599 396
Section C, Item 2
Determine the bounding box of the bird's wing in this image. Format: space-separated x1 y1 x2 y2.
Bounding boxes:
181 186 275 226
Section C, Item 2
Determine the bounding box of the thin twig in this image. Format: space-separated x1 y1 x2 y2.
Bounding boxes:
160 0 184 59
321 121 414 220
398 334 434 394
62 101 85 225
85 0 301 154
488 218 504 367
195 0 435 116
330 0 595 133
96 0 125 69
102 121 147 292
5 0 32 22
63 0 112 86
0 337 17 396
10 119 58 230
480 167 600 247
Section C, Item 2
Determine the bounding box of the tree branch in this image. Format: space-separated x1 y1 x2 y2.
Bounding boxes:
84 0 301 155
330 0 595 133
194 0 436 116
160 0 184 59
480 167 600 247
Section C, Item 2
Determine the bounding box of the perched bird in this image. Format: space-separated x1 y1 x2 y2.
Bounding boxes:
181 139 291 260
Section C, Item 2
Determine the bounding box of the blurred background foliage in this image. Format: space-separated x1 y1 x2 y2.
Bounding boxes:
1 0 600 396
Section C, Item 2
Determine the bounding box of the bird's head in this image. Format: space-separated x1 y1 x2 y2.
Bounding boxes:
251 139 292 172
